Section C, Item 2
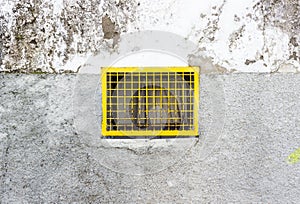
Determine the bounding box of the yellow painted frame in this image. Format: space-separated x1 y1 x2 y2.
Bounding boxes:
101 67 200 137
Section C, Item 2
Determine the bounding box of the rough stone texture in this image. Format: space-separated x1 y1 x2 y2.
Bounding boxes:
0 0 299 73
1 73 300 203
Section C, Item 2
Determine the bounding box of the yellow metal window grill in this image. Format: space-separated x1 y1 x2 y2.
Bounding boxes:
101 67 199 137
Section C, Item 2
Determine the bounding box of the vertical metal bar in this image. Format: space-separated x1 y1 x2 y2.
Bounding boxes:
146 72 148 128
182 73 185 129
102 70 107 133
190 72 192 129
172 72 178 126
160 72 163 130
138 72 140 127
167 72 170 130
116 72 118 130
152 72 157 130
124 72 126 110
131 72 134 130
194 69 199 135
110 73 112 131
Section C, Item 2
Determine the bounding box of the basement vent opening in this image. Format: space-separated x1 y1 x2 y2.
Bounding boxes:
101 67 199 137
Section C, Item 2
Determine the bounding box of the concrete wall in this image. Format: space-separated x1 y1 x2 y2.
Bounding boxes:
1 0 300 203
1 73 300 203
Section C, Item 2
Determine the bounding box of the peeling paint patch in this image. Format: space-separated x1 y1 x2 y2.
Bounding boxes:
287 147 300 164
228 25 245 52
102 15 120 48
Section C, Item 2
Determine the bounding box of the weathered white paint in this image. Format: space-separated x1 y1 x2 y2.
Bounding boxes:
0 0 299 72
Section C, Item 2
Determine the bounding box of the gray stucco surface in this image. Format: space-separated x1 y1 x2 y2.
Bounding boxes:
1 73 300 203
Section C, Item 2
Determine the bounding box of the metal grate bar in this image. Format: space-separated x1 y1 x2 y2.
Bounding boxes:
102 67 199 136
